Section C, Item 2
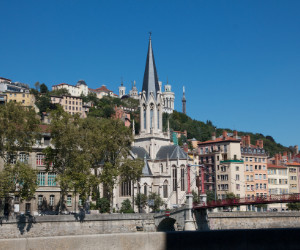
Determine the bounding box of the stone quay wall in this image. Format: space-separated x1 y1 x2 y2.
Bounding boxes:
205 211 300 230
0 213 155 239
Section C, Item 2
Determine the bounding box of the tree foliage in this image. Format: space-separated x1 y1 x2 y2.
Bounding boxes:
134 193 148 210
120 199 134 213
148 192 164 212
0 102 40 163
163 110 292 156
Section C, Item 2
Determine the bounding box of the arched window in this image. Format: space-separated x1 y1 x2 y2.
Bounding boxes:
150 103 154 129
144 183 148 196
163 180 168 198
143 104 146 129
172 165 177 191
157 107 160 129
160 163 164 173
120 181 131 197
181 165 185 191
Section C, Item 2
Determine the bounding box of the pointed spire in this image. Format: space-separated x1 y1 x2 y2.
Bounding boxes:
142 33 160 100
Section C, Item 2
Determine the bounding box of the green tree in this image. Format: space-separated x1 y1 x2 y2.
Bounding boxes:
206 190 216 202
43 107 92 213
0 102 40 163
134 193 148 212
34 81 40 91
50 88 70 97
0 102 40 214
287 203 300 211
97 197 110 213
192 190 199 203
0 162 37 200
148 192 164 212
120 199 134 213
40 83 49 94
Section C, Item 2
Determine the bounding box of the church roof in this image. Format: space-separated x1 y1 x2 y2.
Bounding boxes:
156 145 189 160
142 155 152 176
142 35 160 100
131 146 150 159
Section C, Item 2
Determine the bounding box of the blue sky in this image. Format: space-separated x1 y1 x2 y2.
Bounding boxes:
1 0 299 147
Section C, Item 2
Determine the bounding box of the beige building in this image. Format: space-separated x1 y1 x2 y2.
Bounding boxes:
52 80 88 97
241 136 268 200
197 131 245 200
50 95 87 118
286 162 300 194
6 91 38 112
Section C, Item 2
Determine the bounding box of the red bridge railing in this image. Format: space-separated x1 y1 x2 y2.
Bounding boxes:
193 193 300 209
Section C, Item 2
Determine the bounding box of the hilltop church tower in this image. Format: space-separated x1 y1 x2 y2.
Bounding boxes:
182 86 186 114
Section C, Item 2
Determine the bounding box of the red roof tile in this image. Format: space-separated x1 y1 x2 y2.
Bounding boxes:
267 163 287 169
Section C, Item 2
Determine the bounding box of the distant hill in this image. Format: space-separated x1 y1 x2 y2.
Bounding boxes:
162 111 292 157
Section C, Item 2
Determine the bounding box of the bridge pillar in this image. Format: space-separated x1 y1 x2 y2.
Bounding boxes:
184 194 196 231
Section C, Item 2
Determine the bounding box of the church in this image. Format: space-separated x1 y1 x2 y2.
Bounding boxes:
113 35 196 211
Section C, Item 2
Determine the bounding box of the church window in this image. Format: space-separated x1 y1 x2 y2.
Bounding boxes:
150 103 154 129
163 180 168 198
166 99 169 108
120 181 131 196
172 166 177 191
160 163 163 173
157 109 160 129
144 184 147 196
181 166 185 191
143 105 146 129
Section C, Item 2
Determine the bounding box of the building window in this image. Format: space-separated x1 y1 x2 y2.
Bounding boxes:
172 166 177 191
236 166 239 171
144 184 147 196
236 174 240 181
38 195 43 206
143 106 146 129
120 181 131 196
150 103 154 129
19 153 28 163
163 180 168 198
37 172 45 186
236 184 240 190
67 195 72 206
181 167 185 191
48 173 56 186
50 195 55 206
36 154 45 166
160 163 164 173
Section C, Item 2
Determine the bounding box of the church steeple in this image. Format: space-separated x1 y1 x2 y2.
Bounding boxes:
182 86 186 114
142 33 160 100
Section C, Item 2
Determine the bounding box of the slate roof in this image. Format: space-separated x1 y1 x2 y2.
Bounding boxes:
131 146 150 160
142 155 152 176
142 36 160 100
156 145 189 160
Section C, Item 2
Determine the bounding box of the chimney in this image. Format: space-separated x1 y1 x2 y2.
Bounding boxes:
256 139 264 148
283 151 288 157
233 130 238 139
245 135 251 147
275 154 279 165
212 132 216 141
183 143 188 153
222 130 227 139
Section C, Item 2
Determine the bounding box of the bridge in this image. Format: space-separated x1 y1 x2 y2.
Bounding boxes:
193 193 300 209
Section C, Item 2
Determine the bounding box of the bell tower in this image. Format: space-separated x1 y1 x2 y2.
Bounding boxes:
135 34 170 159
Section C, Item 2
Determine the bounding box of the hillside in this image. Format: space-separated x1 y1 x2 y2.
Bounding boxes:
162 111 292 157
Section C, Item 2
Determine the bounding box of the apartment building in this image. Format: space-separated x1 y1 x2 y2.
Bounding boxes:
0 125 79 215
241 136 268 199
0 77 29 93
50 95 87 118
6 91 38 112
52 80 88 97
286 162 300 193
197 131 245 200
